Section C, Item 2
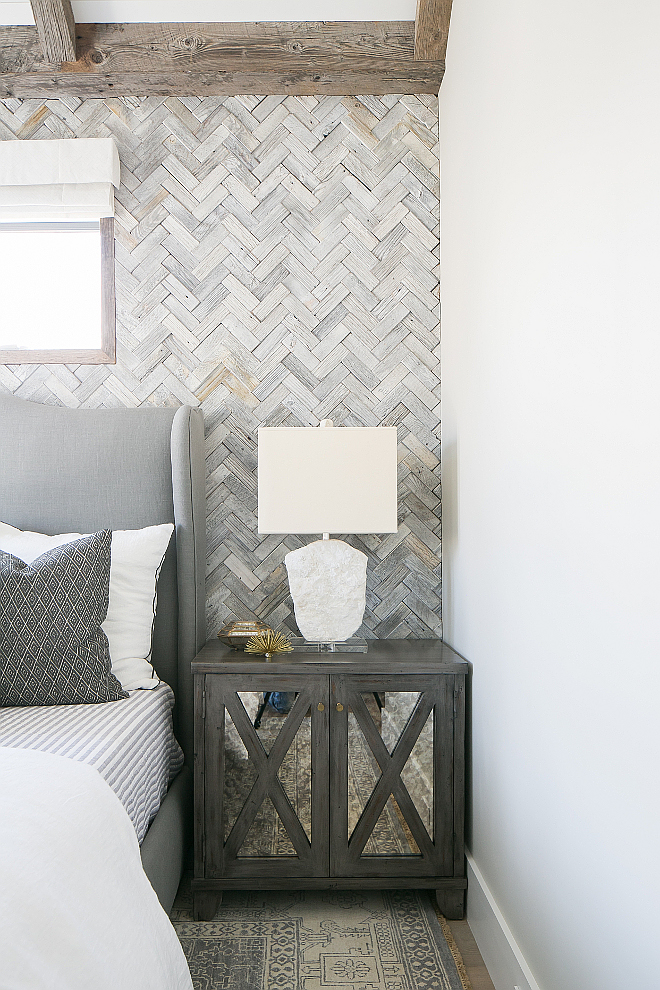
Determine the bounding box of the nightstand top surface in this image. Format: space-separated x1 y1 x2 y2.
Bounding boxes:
192 638 468 674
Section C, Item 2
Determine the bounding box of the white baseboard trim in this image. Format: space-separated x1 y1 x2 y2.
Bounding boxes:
466 853 542 990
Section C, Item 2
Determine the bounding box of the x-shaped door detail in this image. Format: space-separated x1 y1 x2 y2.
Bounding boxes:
346 690 436 862
203 671 453 881
208 674 329 877
329 674 452 877
223 688 311 861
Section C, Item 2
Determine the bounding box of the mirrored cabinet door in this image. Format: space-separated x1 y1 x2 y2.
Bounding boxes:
329 674 455 878
203 672 329 879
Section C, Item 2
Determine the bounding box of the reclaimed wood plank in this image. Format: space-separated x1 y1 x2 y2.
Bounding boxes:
0 60 444 99
414 0 453 61
0 346 115 364
100 216 116 363
73 20 418 72
29 0 75 64
0 17 441 97
1 21 417 74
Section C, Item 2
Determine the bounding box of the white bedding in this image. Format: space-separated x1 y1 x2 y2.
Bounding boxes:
0 684 184 842
0 747 192 990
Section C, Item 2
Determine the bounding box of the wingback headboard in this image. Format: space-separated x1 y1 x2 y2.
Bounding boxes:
0 393 206 763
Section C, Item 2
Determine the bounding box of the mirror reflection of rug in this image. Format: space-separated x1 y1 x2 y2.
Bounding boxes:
223 706 432 859
172 880 470 990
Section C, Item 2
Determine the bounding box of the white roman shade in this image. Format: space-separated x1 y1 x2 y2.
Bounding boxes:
0 138 120 220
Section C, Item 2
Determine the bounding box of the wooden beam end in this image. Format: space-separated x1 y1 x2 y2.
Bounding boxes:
30 0 76 65
414 0 453 62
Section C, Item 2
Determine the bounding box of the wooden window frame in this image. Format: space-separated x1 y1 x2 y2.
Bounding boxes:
0 216 116 366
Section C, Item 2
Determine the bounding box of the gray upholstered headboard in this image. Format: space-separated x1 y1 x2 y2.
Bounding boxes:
0 393 206 764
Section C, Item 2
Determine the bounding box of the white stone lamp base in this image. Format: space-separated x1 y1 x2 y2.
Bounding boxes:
284 539 368 643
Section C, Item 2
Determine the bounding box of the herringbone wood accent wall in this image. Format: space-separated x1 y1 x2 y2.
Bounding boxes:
0 95 441 640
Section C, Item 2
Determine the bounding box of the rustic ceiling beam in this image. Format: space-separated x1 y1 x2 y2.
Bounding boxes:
0 62 444 99
29 0 76 64
414 0 453 61
0 21 444 98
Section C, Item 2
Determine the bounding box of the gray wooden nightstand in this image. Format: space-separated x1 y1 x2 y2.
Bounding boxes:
192 639 467 920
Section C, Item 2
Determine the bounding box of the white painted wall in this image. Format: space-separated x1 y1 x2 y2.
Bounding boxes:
440 2 660 989
0 0 416 26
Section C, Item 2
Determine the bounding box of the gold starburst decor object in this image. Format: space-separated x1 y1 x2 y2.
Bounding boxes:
244 629 294 659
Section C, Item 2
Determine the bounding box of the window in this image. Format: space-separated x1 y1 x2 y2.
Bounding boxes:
0 217 115 364
0 137 119 365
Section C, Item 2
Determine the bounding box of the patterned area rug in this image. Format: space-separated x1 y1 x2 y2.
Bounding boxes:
172 877 470 990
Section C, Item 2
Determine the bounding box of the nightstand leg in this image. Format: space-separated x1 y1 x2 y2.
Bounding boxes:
435 888 464 920
193 891 222 921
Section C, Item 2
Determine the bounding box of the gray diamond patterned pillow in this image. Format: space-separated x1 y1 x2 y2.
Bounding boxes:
0 530 128 707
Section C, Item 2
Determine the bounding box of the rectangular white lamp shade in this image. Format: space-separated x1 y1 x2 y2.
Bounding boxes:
258 426 398 534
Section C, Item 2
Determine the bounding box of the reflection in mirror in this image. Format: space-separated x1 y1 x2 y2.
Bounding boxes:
401 709 434 841
238 796 297 858
380 691 421 753
348 692 433 856
223 690 311 857
348 708 382 841
363 796 421 857
277 731 312 843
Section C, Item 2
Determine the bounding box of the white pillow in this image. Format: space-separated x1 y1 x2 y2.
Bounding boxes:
0 521 174 691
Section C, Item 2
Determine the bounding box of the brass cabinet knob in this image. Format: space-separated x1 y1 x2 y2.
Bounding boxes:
336 703 344 711
317 702 325 711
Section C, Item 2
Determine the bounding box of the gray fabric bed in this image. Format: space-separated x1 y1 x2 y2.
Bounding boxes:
0 392 206 912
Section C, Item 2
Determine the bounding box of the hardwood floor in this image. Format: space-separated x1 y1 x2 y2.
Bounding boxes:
446 918 497 990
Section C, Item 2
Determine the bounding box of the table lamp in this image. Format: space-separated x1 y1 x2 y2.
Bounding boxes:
258 421 398 651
